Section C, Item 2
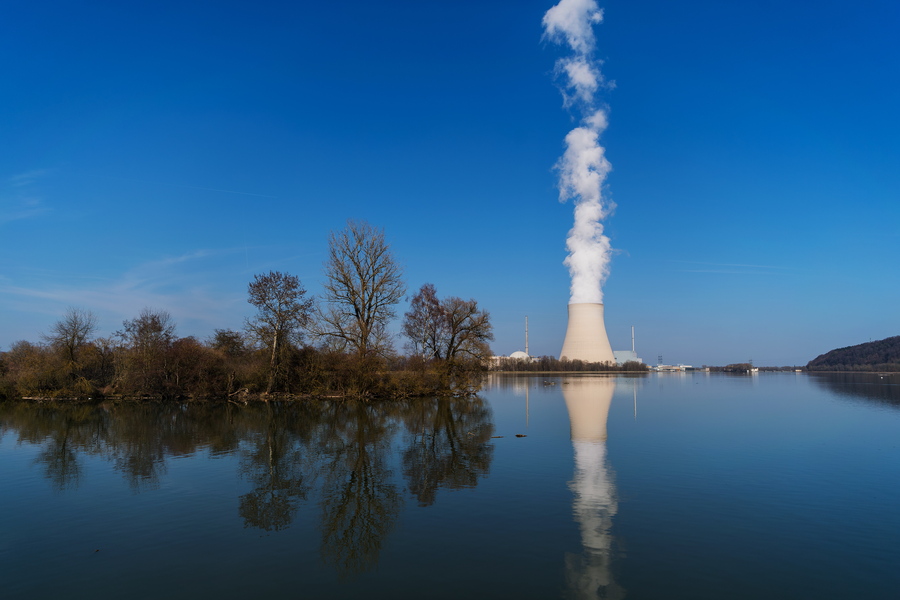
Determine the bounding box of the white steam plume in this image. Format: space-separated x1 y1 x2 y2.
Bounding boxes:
543 0 614 305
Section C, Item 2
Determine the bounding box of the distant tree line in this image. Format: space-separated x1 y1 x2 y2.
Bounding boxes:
0 220 495 401
491 355 648 372
807 335 900 372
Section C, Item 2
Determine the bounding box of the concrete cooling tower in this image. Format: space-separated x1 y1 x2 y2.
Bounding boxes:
560 303 615 364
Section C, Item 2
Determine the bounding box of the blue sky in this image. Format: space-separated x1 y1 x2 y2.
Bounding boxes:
2 0 898 366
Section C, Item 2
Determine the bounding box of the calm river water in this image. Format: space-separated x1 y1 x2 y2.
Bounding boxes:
2 372 899 599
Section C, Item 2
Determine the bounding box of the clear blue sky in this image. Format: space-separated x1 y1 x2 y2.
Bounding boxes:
2 0 898 366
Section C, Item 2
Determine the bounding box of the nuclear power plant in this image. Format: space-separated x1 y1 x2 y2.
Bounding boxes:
560 303 616 364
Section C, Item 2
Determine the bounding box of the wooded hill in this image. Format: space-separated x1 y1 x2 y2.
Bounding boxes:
807 335 900 372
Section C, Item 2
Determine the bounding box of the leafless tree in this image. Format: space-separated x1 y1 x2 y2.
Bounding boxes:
402 283 445 358
440 296 493 363
246 271 313 394
315 220 405 357
402 285 493 363
118 308 176 352
43 307 98 365
116 308 177 396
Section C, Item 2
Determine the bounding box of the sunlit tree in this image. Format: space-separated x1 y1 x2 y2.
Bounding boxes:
246 271 313 394
316 220 405 358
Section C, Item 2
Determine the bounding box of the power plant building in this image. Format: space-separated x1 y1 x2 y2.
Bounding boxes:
613 350 643 365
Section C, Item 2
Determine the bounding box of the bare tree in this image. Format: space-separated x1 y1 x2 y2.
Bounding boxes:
316 221 405 357
402 285 493 363
116 308 177 396
246 271 313 394
119 308 176 352
402 283 445 358
440 296 493 363
44 307 98 366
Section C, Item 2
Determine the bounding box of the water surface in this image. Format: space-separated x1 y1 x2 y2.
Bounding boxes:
2 373 898 599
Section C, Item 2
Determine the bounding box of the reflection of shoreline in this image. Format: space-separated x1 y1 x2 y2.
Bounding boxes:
809 372 900 407
562 377 624 599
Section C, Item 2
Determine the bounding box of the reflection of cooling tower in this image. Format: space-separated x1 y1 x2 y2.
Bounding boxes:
562 377 615 442
562 377 623 600
560 303 615 365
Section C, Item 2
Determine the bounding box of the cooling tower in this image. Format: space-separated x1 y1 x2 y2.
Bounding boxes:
560 303 615 365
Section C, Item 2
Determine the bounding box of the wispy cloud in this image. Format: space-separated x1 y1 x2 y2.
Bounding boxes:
670 260 801 275
1 168 53 224
0 197 49 224
8 169 52 187
0 249 248 337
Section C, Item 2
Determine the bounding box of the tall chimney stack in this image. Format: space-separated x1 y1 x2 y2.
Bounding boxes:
560 303 615 364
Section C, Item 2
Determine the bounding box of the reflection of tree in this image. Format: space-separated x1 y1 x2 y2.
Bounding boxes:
0 404 101 491
317 400 402 576
31 405 104 490
401 396 494 507
0 402 245 491
104 405 173 491
238 404 313 532
0 396 498 577
35 425 83 490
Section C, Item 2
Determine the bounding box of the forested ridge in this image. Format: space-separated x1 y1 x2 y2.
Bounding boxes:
807 336 900 371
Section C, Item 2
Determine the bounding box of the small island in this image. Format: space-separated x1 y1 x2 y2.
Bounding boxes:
0 221 496 402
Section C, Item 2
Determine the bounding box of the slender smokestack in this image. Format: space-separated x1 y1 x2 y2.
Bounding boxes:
560 302 615 364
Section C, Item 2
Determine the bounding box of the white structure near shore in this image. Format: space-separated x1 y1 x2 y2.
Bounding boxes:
613 326 643 366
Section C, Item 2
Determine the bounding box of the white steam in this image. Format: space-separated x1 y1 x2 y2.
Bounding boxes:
543 0 614 304
543 0 603 54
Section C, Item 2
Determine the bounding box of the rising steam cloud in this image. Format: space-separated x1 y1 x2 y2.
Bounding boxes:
543 0 614 304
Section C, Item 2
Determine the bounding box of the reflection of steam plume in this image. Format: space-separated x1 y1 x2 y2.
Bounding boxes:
562 377 624 599
543 0 614 304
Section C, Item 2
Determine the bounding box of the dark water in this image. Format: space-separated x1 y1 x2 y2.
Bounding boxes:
2 373 899 599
